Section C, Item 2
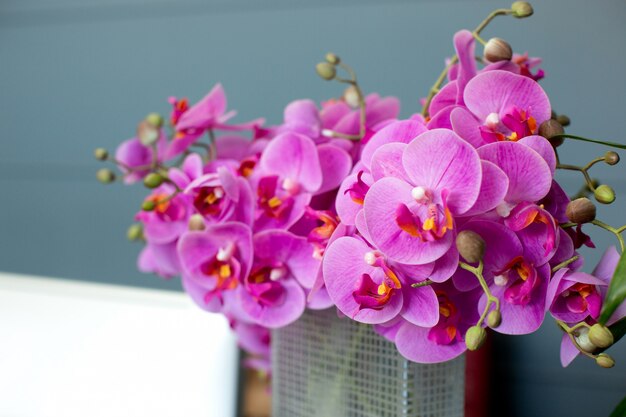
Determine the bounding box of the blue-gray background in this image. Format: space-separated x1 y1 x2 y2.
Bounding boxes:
1 0 624 415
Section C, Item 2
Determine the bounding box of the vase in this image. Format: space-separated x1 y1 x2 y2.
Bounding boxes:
272 308 465 417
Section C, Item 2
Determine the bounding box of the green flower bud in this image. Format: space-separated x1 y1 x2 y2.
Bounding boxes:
325 53 340 65
188 214 206 231
595 353 615 369
142 200 156 211
538 119 565 147
94 148 109 161
143 172 164 189
511 1 534 18
456 230 486 264
127 223 143 241
574 327 596 353
146 112 164 128
588 323 614 348
594 185 616 204
483 38 513 63
565 198 596 224
555 114 571 127
465 325 487 351
96 168 116 184
316 62 336 81
487 310 502 328
604 151 620 166
137 120 160 146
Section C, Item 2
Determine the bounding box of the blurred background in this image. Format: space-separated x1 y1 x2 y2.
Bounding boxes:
1 0 625 416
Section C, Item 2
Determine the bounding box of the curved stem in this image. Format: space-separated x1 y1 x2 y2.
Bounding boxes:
551 255 580 273
459 260 500 325
552 134 626 150
592 219 626 252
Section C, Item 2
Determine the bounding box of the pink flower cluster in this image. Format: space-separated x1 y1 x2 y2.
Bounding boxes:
109 29 624 369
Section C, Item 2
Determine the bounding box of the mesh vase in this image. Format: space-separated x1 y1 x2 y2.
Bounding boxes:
272 308 465 417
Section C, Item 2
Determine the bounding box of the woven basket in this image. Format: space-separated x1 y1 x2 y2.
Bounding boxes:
272 308 465 417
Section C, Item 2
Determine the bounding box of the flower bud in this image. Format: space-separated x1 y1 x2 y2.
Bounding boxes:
588 324 614 348
465 325 487 351
565 198 596 224
96 168 116 184
127 223 143 241
316 62 336 81
487 310 502 328
511 1 534 18
146 112 164 128
344 85 360 109
555 114 571 127
456 230 486 263
574 327 596 353
594 185 616 204
604 151 620 166
325 52 340 65
595 353 615 369
137 120 160 146
94 148 109 161
538 119 565 147
142 200 156 211
484 38 513 63
143 172 164 189
188 214 206 231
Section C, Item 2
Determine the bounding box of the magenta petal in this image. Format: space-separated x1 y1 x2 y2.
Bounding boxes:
463 70 551 125
176 83 227 131
360 120 427 169
402 129 481 214
240 279 306 328
215 135 255 161
253 230 318 289
592 246 620 284
478 141 552 203
316 144 352 194
453 30 477 105
395 322 466 364
259 132 322 193
281 99 321 138
336 172 372 226
560 333 580 367
370 143 410 181
400 285 439 327
450 107 486 148
306 285 334 310
355 209 373 244
364 177 453 264
426 105 456 130
518 135 557 174
429 247 459 283
462 161 509 216
323 236 403 324
429 82 458 117
138 242 181 278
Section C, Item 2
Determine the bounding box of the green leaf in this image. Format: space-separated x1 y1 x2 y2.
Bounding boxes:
599 250 626 325
609 395 626 417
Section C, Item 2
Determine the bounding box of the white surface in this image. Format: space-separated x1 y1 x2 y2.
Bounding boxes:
0 273 238 417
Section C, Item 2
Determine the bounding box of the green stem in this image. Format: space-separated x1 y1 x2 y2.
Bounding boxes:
552 134 626 150
551 255 580 273
459 260 500 325
411 279 434 288
592 219 626 252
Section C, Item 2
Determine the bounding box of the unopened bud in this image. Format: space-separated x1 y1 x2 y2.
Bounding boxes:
325 53 340 65
146 112 164 128
604 151 620 166
588 324 614 348
316 62 336 81
594 185 616 204
94 148 109 161
556 114 570 127
487 310 502 328
344 85 360 109
142 200 156 211
465 325 487 351
143 172 164 189
595 353 615 369
96 168 116 184
484 38 513 63
565 198 596 224
538 119 565 147
188 214 206 231
137 120 160 146
456 230 486 263
574 327 596 353
127 223 143 241
511 1 534 18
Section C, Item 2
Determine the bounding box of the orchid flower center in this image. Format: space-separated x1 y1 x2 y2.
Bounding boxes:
199 246 240 304
246 264 288 307
395 189 453 242
561 283 601 317
194 186 226 217
305 208 339 260
344 171 369 205
352 252 402 312
257 175 295 220
145 193 187 222
495 256 540 306
427 291 461 345
479 106 537 143
238 157 257 178
505 203 557 256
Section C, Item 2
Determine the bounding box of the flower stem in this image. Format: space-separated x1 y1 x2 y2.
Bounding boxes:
411 279 434 288
552 134 626 150
592 219 626 252
551 255 580 273
459 260 500 325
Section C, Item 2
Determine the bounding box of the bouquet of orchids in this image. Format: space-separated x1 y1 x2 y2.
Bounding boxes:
96 1 626 376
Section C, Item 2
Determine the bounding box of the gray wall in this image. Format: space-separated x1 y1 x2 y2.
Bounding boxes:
1 0 625 415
